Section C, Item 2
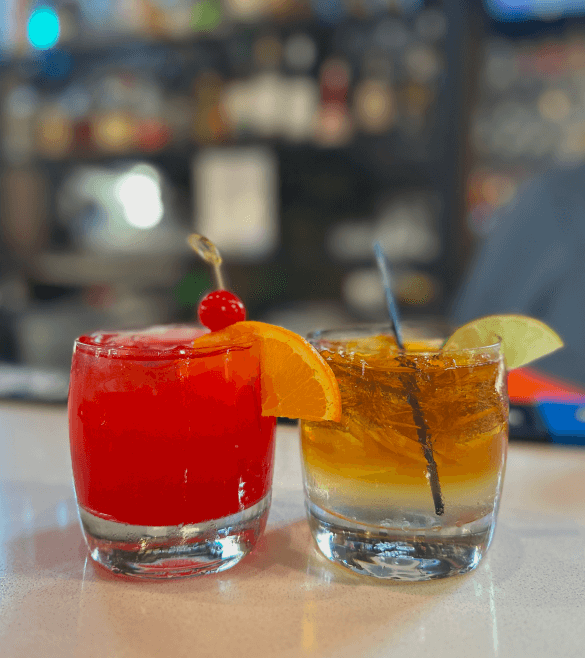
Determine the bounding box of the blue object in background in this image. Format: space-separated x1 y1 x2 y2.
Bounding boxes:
27 7 60 50
399 0 424 13
485 0 585 21
537 402 585 446
41 49 72 78
311 0 346 26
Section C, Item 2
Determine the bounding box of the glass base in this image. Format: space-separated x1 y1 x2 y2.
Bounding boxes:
306 500 496 581
79 493 271 579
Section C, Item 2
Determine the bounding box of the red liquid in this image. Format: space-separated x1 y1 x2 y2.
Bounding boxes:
68 326 276 527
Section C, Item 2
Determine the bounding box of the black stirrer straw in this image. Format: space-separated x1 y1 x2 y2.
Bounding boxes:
373 242 444 516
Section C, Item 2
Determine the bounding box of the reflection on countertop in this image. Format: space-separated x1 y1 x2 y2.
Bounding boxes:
1 402 585 658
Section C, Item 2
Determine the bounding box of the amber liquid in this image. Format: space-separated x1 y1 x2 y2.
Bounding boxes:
301 336 508 530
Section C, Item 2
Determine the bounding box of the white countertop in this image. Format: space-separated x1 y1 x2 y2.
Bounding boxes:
1 401 584 658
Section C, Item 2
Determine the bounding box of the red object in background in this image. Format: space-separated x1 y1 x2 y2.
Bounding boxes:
508 367 585 405
73 119 93 154
69 328 276 527
320 58 351 104
136 118 171 152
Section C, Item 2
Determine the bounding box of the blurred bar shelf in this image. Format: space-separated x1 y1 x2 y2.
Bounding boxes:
30 252 185 287
0 0 477 377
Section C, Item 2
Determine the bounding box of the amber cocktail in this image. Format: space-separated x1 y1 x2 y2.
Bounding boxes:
300 325 508 580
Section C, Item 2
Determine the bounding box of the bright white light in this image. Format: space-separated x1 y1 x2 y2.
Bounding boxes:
115 173 164 229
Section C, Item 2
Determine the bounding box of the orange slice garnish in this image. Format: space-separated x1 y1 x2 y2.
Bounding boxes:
192 321 342 422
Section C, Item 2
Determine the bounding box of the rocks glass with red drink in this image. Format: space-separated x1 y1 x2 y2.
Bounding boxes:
68 325 276 578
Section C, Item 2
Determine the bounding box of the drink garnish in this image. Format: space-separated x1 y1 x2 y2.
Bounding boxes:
192 321 342 422
198 290 246 331
188 233 247 331
443 314 563 370
373 241 444 516
188 233 341 421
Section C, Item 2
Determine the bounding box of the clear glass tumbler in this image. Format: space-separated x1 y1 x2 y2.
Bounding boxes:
300 324 508 581
68 325 276 579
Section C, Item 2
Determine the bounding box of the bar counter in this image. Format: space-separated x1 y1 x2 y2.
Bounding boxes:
1 401 584 657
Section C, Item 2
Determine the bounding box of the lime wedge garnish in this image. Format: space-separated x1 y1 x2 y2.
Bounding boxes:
443 314 564 370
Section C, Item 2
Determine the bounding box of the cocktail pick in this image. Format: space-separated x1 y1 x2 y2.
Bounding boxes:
187 233 226 290
373 241 444 516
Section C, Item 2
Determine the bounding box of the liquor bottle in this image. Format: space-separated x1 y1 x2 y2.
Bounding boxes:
315 57 353 146
192 71 229 144
36 102 75 159
353 79 397 134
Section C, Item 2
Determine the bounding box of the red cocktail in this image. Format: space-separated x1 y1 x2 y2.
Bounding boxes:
69 325 276 578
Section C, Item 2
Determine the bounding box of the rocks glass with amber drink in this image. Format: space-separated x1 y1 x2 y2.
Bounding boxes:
300 324 508 581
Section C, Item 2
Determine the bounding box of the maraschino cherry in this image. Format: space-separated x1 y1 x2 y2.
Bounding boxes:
187 233 247 331
198 289 246 331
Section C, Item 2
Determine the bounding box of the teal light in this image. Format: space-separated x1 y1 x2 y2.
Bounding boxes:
27 7 60 50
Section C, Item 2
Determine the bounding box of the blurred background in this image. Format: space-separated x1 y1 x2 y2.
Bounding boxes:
2 0 585 404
